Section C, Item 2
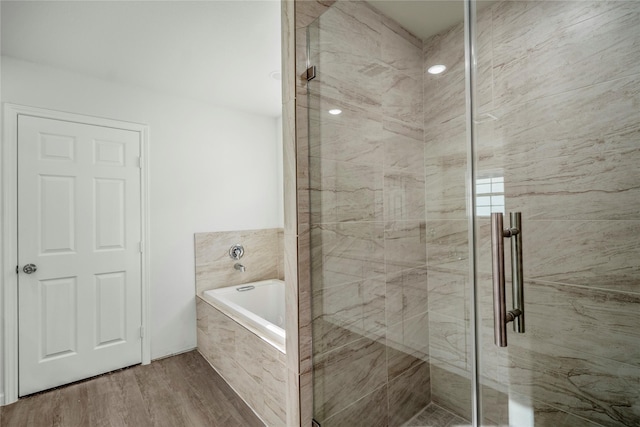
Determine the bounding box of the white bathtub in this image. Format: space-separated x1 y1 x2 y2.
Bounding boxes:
201 279 285 353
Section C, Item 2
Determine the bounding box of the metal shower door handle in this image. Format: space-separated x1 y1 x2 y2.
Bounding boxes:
491 212 525 347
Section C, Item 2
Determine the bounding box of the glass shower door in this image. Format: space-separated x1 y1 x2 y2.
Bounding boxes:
306 1 474 425
473 1 640 426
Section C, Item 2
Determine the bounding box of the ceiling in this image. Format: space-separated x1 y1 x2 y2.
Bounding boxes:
2 1 483 118
368 1 465 41
1 1 283 117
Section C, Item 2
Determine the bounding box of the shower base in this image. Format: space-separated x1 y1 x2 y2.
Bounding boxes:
404 403 470 427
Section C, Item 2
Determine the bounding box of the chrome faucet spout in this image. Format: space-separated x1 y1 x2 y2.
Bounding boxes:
234 263 246 272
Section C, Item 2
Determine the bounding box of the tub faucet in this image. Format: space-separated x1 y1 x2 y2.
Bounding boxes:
234 263 246 272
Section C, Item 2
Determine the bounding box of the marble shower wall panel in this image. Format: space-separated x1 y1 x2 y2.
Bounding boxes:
194 228 283 295
306 1 429 425
491 1 640 111
421 4 472 421
422 0 640 425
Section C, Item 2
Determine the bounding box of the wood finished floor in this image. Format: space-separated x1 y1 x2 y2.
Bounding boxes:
0 350 265 427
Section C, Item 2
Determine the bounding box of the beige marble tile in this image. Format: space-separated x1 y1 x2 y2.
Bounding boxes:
299 370 313 427
515 280 640 368
310 222 385 289
384 170 426 222
387 311 430 381
428 312 470 373
235 330 266 415
277 229 285 280
475 3 495 114
295 0 335 30
491 74 640 166
383 129 424 175
310 2 385 112
379 12 422 79
523 219 640 293
312 276 385 354
424 154 468 221
424 115 467 160
382 72 423 135
321 385 388 427
313 336 387 420
197 298 287 426
385 267 428 328
384 220 427 273
283 99 298 236
334 161 384 222
503 148 640 222
308 92 384 166
286 369 301 427
194 228 281 294
425 220 469 273
308 156 337 224
423 19 466 127
293 229 314 375
427 268 469 321
485 389 606 427
492 1 640 110
429 363 473 421
388 361 431 427
263 347 287 427
503 342 640 426
408 402 469 427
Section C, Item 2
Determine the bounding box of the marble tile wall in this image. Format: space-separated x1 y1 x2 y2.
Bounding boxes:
194 228 284 295
295 1 639 426
424 1 640 426
302 1 430 425
421 8 474 423
196 298 287 426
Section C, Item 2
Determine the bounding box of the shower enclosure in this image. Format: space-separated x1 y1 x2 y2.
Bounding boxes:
297 0 639 425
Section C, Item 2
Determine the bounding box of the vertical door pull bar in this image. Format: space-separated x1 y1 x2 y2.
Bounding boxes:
510 212 524 333
491 212 525 347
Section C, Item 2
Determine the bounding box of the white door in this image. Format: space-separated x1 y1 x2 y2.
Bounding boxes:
18 115 143 396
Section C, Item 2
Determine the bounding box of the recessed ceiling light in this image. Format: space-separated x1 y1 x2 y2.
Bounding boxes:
269 70 281 81
427 64 447 75
328 109 342 115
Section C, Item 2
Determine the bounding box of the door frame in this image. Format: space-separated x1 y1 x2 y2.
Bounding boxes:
1 104 151 405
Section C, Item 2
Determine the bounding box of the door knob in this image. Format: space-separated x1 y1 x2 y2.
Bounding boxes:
22 264 37 274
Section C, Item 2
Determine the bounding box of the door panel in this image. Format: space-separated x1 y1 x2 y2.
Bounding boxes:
474 1 640 425
18 115 142 396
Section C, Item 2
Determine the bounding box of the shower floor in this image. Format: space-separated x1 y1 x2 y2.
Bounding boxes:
404 402 471 427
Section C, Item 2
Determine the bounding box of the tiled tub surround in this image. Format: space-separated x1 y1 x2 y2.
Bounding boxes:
293 0 640 426
194 228 284 295
195 228 286 425
197 298 286 426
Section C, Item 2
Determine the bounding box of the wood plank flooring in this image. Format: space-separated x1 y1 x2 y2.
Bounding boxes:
0 350 265 427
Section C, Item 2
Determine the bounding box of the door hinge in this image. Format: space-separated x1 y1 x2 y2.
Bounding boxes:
16 265 19 274
137 156 143 168
305 65 316 81
140 326 145 338
139 241 143 253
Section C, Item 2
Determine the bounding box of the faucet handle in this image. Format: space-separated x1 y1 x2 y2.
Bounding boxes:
229 244 244 260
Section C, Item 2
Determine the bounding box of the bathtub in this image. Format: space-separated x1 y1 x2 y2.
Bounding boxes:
201 279 285 353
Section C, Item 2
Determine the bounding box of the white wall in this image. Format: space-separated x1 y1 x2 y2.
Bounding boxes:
1 56 283 391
